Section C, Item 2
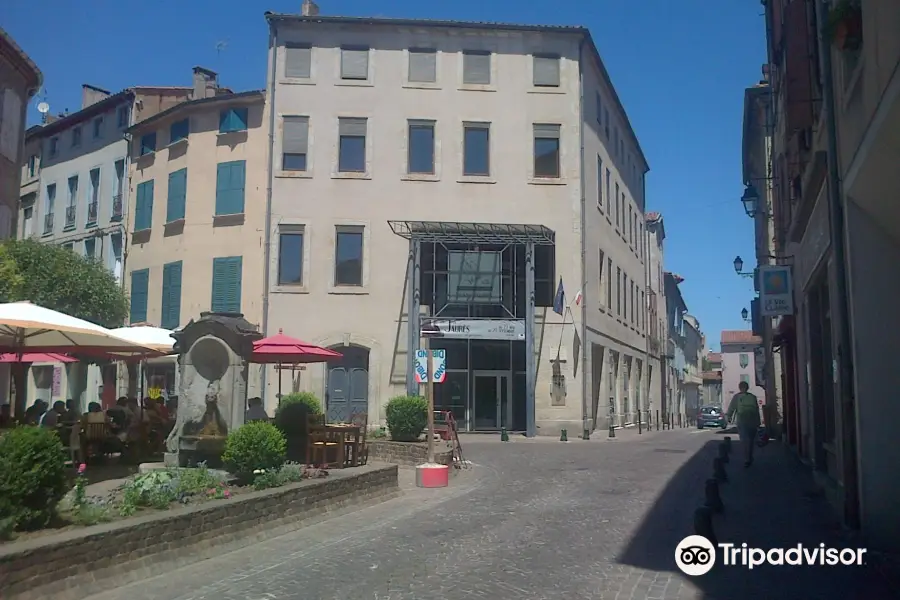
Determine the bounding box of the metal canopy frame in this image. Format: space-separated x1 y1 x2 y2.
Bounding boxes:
389 220 555 245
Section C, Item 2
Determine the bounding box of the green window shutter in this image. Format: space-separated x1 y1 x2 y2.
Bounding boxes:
129 269 149 323
161 261 182 329
166 168 187 222
135 180 154 230
215 161 245 215
211 256 242 313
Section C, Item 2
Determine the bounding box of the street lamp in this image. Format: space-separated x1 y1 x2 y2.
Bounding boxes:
741 184 760 218
733 255 754 279
741 307 749 321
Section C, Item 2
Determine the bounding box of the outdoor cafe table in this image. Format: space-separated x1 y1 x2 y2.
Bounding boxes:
309 423 361 468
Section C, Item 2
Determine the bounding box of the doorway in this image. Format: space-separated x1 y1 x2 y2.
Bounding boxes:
326 345 369 422
472 371 510 430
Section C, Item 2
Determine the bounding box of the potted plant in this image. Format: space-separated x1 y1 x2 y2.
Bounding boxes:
826 0 863 51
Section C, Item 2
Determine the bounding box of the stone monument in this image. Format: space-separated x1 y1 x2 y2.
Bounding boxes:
165 312 262 467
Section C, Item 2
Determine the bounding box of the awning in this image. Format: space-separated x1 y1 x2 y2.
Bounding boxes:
388 220 556 245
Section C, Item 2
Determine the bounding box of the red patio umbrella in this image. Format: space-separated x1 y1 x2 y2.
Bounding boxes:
0 353 77 364
251 329 343 404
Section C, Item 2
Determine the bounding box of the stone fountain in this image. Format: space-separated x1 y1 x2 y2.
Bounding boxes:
165 312 262 467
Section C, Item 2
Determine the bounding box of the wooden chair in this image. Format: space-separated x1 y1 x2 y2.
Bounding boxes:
347 412 369 466
83 422 112 460
306 413 325 431
308 428 344 468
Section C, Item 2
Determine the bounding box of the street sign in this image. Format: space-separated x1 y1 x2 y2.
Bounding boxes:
414 349 446 383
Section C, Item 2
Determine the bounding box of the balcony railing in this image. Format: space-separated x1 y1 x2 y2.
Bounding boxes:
111 194 123 221
86 201 98 226
43 212 54 235
64 205 76 229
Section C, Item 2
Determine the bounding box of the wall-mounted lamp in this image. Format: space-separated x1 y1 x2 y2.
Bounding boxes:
733 255 754 279
741 184 760 218
741 307 750 322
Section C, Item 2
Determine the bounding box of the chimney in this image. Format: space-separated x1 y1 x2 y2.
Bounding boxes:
192 66 219 100
301 0 319 16
81 84 112 110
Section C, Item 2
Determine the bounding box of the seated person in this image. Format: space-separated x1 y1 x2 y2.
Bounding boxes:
84 402 108 424
39 400 65 427
245 397 269 422
64 399 79 422
107 397 130 440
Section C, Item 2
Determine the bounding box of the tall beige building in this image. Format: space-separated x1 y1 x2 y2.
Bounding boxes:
262 13 652 435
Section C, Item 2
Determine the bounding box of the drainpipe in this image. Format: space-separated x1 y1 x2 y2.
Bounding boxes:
260 22 279 401
814 0 859 529
642 192 650 430
578 37 589 439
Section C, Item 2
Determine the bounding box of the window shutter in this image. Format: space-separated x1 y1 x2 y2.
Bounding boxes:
167 168 187 222
211 256 242 313
533 55 560 87
161 261 182 329
129 269 149 323
533 124 560 139
283 117 309 154
233 108 248 130
231 161 246 214
285 45 312 78
215 163 228 214
135 180 154 230
340 48 369 79
408 49 436 82
463 52 491 85
338 118 367 137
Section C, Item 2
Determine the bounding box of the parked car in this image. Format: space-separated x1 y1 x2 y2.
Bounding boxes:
697 405 727 429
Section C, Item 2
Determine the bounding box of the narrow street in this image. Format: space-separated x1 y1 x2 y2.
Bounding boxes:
81 429 895 600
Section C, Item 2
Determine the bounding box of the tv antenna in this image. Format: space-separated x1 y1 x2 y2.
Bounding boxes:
215 40 228 57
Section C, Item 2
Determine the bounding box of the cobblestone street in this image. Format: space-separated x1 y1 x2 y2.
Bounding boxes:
82 428 896 600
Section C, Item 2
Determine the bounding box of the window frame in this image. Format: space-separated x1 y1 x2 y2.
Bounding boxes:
407 48 438 85
337 117 368 174
532 123 561 179
462 121 491 178
407 119 436 175
532 53 561 88
333 225 365 288
282 115 309 172
276 227 306 288
339 46 371 82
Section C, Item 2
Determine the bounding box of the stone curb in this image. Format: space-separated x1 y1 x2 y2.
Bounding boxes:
1 464 399 600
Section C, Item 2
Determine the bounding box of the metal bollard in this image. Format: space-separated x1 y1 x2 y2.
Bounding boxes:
608 397 616 439
713 457 728 483
704 478 724 514
718 441 729 464
638 408 642 434
693 506 718 546
560 429 568 442
501 427 509 442
656 410 659 431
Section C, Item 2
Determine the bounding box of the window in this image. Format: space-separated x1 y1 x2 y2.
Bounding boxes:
407 120 435 174
630 280 635 324
285 43 312 79
603 108 609 137
408 48 437 83
334 227 363 286
27 155 36 177
463 123 490 176
740 374 751 385
633 214 638 250
93 117 103 139
614 182 620 228
67 175 78 207
215 160 246 215
117 106 129 128
49 137 58 158
219 108 248 133
87 168 100 224
596 156 603 209
462 50 491 85
140 132 156 156
211 256 243 313
616 267 622 316
170 119 189 144
623 275 628 322
112 159 125 220
282 116 309 171
607 258 613 309
739 353 749 368
340 46 369 80
72 126 82 147
641 290 645 331
134 180 154 231
130 269 149 323
166 168 187 222
596 93 603 127
598 249 605 307
605 169 611 214
533 54 560 87
338 118 367 173
533 124 560 179
161 261 183 330
84 238 96 259
45 183 56 213
277 230 304 285
627 205 632 243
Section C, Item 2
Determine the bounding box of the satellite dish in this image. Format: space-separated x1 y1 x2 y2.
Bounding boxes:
37 102 49 114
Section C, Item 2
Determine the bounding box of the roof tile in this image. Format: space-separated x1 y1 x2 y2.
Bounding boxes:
720 330 762 345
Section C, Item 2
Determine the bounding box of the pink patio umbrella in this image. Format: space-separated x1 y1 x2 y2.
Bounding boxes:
250 329 343 405
0 352 78 364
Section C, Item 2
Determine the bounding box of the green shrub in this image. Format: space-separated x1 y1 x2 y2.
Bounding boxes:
385 395 428 442
0 426 69 530
222 421 286 481
277 392 322 417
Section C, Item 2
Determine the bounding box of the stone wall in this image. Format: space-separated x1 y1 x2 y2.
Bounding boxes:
0 465 399 600
369 440 453 467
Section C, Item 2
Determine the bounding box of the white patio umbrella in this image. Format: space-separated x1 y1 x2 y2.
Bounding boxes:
108 326 176 355
0 302 159 355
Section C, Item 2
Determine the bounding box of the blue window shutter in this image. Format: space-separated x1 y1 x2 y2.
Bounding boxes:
215 163 228 214
129 269 149 323
234 108 248 130
215 161 245 215
167 168 186 222
218 108 248 133
161 261 182 329
211 256 242 313
135 180 154 230
232 161 246 213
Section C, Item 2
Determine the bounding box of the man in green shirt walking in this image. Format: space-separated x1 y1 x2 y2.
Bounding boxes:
726 381 761 468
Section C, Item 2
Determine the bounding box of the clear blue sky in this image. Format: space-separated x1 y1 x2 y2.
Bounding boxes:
2 0 765 351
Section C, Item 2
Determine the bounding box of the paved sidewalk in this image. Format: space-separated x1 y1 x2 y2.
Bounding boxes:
698 437 899 599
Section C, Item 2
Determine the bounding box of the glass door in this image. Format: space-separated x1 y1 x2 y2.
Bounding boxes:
472 372 511 431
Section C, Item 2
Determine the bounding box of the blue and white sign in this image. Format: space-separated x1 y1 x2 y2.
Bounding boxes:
414 349 447 383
